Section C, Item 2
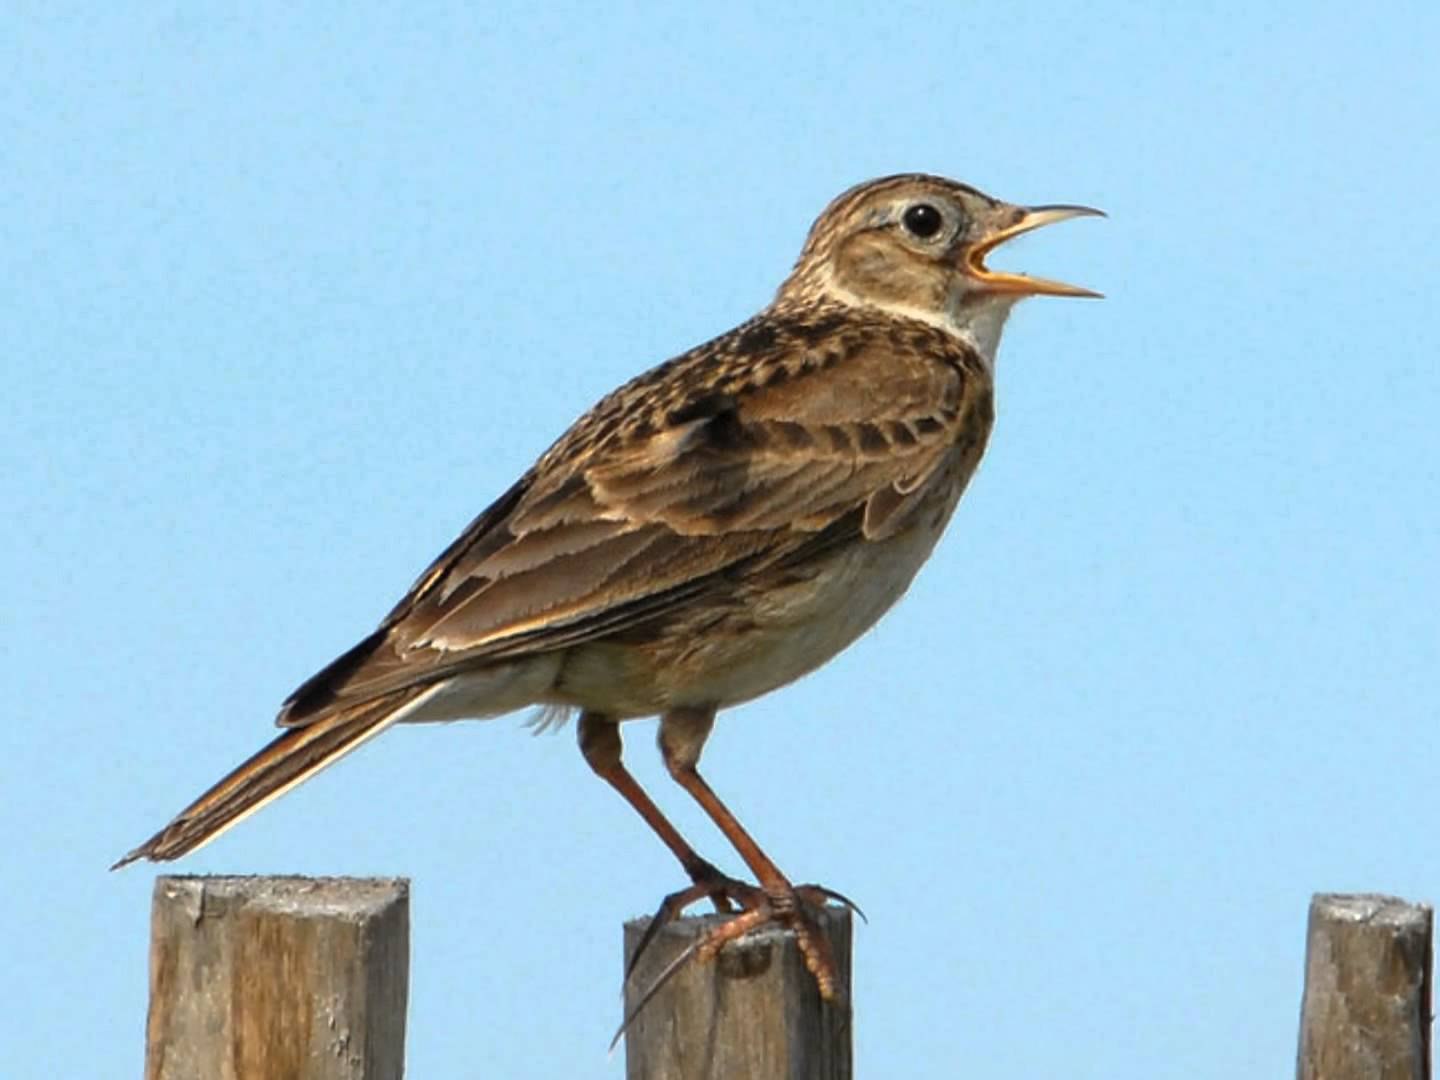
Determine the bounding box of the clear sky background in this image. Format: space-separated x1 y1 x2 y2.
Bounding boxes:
5 4 1438 1077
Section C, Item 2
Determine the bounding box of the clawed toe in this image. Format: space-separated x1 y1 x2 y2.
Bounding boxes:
690 892 838 997
624 870 765 983
614 877 853 1048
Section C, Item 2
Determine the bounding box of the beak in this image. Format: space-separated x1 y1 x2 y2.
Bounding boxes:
963 203 1105 298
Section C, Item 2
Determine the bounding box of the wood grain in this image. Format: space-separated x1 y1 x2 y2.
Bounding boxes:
1296 893 1432 1080
144 876 409 1080
622 908 852 1080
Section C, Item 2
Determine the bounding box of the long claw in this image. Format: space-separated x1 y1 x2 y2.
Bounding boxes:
615 878 855 1047
610 935 708 1052
624 881 715 983
797 883 868 924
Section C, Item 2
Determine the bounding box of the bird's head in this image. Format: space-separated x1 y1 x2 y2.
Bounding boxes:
779 174 1102 357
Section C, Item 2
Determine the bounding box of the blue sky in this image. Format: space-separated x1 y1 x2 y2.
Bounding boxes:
5 3 1439 1076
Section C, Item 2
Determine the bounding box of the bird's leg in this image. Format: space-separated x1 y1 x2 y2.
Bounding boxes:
654 705 844 1001
577 712 740 914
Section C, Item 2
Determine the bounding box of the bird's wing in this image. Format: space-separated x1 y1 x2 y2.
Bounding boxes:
279 311 989 725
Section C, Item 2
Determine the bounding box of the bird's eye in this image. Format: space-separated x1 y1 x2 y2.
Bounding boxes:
901 203 944 239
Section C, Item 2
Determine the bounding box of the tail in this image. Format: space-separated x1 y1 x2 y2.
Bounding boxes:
112 689 425 869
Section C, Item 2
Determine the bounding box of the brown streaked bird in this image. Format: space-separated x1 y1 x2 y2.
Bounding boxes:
116 173 1101 1000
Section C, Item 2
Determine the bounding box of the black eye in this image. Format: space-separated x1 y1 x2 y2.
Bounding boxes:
902 203 944 239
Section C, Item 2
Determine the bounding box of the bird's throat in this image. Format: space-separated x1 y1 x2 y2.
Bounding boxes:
948 295 1017 373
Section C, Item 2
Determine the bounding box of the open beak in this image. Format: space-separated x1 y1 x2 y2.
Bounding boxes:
964 203 1105 298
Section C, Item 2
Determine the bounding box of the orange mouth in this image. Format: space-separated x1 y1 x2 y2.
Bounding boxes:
965 204 1105 298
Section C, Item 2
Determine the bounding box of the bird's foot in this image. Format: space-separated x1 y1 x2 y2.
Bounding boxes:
690 880 854 999
614 873 864 1047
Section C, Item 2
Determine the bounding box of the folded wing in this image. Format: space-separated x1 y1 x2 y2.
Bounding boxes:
280 310 987 727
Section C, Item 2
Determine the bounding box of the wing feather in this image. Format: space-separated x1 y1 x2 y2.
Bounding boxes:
281 308 990 726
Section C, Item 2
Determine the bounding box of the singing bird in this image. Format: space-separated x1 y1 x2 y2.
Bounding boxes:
116 174 1101 997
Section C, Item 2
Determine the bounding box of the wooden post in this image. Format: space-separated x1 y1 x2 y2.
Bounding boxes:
621 908 852 1080
145 875 410 1080
1296 892 1433 1080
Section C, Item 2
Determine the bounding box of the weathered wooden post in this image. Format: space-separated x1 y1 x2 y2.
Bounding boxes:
144 875 410 1080
621 908 853 1080
1296 892 1433 1080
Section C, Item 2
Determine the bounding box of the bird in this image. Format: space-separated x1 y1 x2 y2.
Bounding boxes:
115 173 1101 1001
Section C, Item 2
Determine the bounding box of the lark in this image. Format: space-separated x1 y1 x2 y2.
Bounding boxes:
116 174 1101 1001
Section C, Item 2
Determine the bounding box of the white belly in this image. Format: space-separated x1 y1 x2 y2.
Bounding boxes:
694 524 944 705
550 503 956 718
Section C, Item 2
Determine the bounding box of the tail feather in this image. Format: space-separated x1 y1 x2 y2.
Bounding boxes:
112 688 426 869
